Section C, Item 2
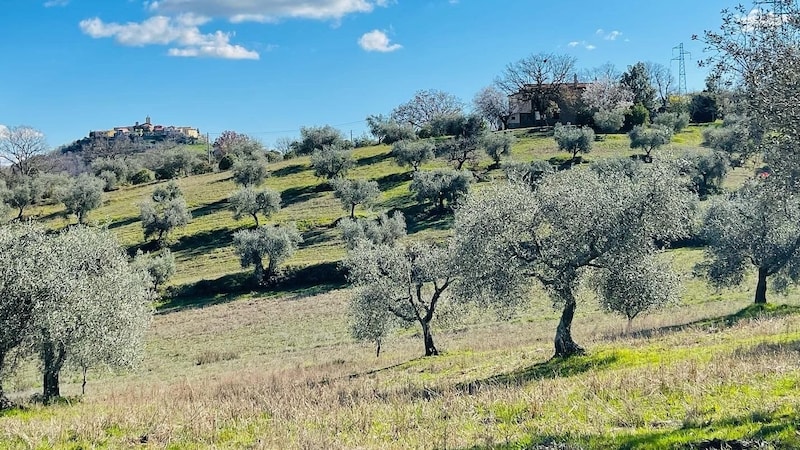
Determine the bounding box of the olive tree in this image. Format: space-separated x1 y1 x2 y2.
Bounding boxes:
482 132 516 167
310 144 354 180
1 176 39 220
698 178 800 305
553 123 594 165
61 174 104 224
338 211 406 250
229 187 281 227
132 249 176 290
293 125 349 156
232 157 269 187
36 226 154 400
595 255 680 333
452 160 695 357
344 239 453 356
503 160 555 190
366 115 416 145
0 223 154 403
391 139 435 172
678 152 729 199
0 222 49 407
628 125 673 162
140 181 192 246
702 114 760 167
410 169 472 212
233 223 302 284
593 108 626 136
653 112 690 133
330 178 380 219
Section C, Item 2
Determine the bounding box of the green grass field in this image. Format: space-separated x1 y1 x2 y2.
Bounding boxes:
4 125 794 449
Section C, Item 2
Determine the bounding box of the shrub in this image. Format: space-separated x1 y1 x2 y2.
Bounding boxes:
130 169 155 185
218 154 236 171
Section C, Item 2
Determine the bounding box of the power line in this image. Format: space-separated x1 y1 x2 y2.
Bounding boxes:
204 119 367 137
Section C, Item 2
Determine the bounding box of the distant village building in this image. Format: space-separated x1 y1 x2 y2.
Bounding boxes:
508 75 589 128
89 116 201 141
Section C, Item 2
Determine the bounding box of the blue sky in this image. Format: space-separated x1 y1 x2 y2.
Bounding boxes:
1 0 736 148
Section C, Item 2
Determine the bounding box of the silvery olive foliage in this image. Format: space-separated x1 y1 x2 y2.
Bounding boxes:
61 173 104 224
232 157 269 187
233 223 302 284
330 178 381 219
344 237 454 357
628 125 673 162
410 169 472 212
452 159 696 357
0 223 154 403
132 249 177 290
338 211 407 250
698 178 800 305
553 123 595 164
229 187 281 228
391 139 435 172
140 181 192 246
0 222 50 405
310 143 354 179
481 132 516 166
503 160 555 191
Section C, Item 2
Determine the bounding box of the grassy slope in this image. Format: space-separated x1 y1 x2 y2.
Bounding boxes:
5 125 795 449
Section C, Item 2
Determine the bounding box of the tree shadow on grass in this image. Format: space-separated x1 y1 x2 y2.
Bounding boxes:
281 184 325 207
402 204 454 235
272 163 308 178
631 303 800 341
357 152 391 166
158 261 346 314
107 215 139 230
456 353 618 395
191 198 228 219
171 228 236 258
459 409 797 449
374 171 410 192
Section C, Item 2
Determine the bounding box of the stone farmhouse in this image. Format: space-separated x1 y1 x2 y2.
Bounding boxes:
508 75 589 128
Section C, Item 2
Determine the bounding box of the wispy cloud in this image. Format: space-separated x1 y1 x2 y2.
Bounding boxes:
567 40 595 50
358 29 402 52
596 28 623 40
44 0 69 6
79 14 259 60
148 0 389 22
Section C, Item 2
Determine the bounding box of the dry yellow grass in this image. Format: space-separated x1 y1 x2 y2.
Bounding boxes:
3 283 800 449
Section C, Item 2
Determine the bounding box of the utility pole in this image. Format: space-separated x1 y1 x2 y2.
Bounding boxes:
207 132 211 164
672 43 691 96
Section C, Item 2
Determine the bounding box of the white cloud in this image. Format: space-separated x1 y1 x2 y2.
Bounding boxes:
44 0 69 7
150 0 387 22
358 29 401 52
79 14 259 59
567 40 595 51
596 28 623 40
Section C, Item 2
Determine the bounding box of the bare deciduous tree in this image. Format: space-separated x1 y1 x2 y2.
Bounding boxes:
495 53 577 122
0 126 49 176
391 89 463 129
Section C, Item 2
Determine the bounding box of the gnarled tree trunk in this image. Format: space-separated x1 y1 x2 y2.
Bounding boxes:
755 266 769 304
553 293 585 358
42 339 66 401
421 321 438 356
